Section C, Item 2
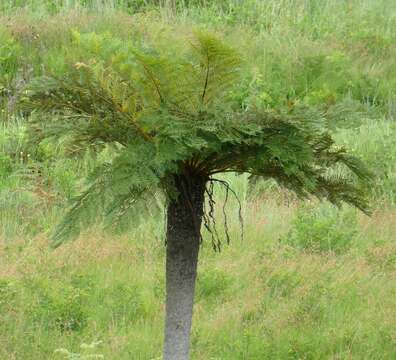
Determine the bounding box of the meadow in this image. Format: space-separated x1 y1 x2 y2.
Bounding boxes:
1 1 396 359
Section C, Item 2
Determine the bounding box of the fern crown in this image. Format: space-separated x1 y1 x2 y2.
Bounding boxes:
23 30 372 244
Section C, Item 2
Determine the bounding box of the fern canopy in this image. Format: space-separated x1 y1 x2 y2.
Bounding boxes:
21 30 372 244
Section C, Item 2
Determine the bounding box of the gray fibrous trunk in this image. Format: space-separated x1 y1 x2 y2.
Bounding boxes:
163 174 206 360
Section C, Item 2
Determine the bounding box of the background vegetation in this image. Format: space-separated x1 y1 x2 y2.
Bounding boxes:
1 0 396 359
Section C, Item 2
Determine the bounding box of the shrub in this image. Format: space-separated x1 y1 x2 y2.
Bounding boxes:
0 154 13 179
196 269 233 301
282 203 358 254
25 279 88 333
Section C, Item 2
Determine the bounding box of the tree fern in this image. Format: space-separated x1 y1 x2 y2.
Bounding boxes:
20 30 372 360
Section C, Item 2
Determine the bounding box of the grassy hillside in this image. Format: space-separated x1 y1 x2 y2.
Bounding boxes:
1 1 396 359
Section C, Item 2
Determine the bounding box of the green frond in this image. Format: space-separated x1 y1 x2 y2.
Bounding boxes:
190 31 242 106
19 29 372 243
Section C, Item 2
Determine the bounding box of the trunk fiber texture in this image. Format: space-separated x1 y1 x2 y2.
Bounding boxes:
163 175 206 360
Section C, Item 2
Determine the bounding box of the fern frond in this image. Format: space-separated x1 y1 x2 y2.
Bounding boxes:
190 31 242 106
19 30 372 243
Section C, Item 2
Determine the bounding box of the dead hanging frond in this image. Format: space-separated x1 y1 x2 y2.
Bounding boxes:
203 179 221 251
203 178 244 252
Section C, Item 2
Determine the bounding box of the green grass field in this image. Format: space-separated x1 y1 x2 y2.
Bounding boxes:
1 1 396 359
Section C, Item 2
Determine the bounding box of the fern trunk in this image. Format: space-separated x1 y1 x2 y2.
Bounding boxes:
163 175 206 360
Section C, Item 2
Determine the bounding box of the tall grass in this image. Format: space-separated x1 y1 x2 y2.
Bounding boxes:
2 199 396 359
3 0 396 115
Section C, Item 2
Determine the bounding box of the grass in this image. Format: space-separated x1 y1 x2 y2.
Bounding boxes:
1 0 396 359
1 198 396 359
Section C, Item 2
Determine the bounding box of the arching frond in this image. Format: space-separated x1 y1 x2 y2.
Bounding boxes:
20 30 372 244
